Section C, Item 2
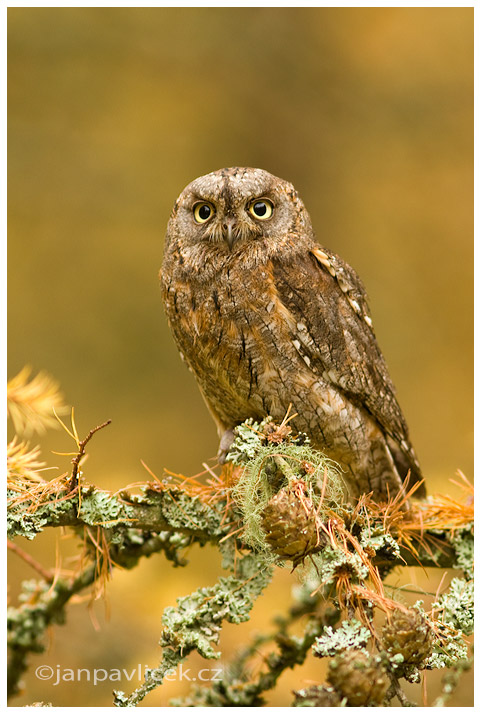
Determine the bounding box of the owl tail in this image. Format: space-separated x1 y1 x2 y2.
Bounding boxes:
387 436 426 499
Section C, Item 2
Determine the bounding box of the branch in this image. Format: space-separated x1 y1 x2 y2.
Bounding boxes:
7 528 194 699
7 564 97 698
7 410 473 707
69 418 112 491
113 551 273 707
8 480 229 544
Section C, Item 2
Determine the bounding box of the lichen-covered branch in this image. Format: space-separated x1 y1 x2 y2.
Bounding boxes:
113 551 273 707
7 527 193 699
8 565 97 698
6 386 474 707
8 481 229 543
170 586 335 707
8 477 464 574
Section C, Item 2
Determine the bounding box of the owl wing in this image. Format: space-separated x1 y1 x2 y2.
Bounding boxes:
271 246 424 493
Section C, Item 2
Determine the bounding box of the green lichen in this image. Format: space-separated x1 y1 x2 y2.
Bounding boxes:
360 527 401 559
226 416 314 465
169 598 326 708
7 487 76 540
226 418 271 465
312 545 370 587
449 526 474 579
7 407 475 707
432 578 474 636
426 630 468 670
161 562 272 658
231 439 344 561
7 486 137 540
114 553 273 706
413 599 470 670
79 487 135 525
144 487 211 533
7 580 61 652
7 497 48 540
7 482 228 543
313 619 371 658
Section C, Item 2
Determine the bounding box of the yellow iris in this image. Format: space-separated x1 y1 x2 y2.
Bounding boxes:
193 202 215 223
248 198 274 220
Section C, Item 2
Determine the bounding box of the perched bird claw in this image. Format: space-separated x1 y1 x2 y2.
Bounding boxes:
217 429 236 464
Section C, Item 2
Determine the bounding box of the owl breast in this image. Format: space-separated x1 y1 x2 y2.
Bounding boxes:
162 253 392 497
163 257 289 422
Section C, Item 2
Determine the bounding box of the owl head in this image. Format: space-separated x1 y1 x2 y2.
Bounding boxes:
165 168 314 268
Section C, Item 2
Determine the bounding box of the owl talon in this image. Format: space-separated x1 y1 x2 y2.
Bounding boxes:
217 429 236 464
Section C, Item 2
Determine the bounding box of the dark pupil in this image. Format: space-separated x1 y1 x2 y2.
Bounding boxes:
253 201 267 216
199 204 211 220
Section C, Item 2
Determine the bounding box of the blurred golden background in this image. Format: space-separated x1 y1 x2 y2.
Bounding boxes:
8 7 473 707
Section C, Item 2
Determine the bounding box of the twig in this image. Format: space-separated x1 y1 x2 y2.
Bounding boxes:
7 541 54 582
7 563 97 698
69 419 112 491
390 673 417 707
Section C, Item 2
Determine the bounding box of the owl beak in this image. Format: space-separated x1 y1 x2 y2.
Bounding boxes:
222 219 236 250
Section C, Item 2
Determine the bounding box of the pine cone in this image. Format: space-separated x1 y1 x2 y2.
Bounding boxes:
293 685 342 707
261 487 322 566
327 649 390 706
381 607 433 666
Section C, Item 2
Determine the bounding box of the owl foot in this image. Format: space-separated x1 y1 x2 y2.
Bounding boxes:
217 429 236 464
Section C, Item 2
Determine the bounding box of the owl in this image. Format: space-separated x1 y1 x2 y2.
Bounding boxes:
160 167 425 501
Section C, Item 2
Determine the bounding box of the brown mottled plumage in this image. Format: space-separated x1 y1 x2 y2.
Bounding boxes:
160 167 425 500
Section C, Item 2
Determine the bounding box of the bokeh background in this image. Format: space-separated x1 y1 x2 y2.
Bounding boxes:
8 6 473 707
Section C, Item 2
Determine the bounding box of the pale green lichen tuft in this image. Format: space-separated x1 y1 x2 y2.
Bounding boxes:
7 494 49 539
312 545 370 586
359 526 401 559
79 488 134 525
426 630 468 670
432 578 474 636
313 619 371 657
226 417 273 465
229 426 344 561
413 598 470 670
449 526 474 579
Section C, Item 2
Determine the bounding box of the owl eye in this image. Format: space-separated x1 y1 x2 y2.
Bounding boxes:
193 201 215 224
247 198 274 220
